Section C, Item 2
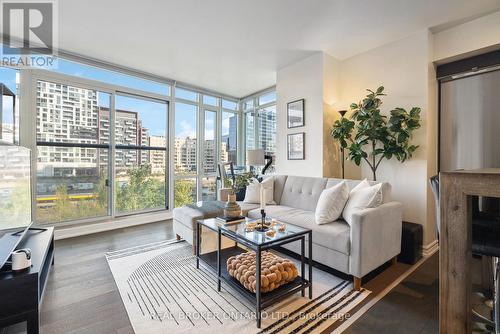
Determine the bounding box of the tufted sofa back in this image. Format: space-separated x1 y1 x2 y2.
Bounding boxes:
271 175 391 211
278 176 328 211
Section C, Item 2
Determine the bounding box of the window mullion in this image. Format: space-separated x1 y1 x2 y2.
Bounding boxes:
196 99 202 201
109 92 116 218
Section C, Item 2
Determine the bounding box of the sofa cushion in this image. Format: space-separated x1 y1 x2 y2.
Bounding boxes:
279 176 327 211
342 182 384 225
326 178 391 203
247 205 302 220
271 175 288 204
238 202 261 215
247 205 351 255
173 205 221 229
244 177 276 204
315 181 349 225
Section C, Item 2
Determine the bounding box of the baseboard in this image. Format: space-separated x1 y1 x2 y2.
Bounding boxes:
54 212 173 240
422 239 439 257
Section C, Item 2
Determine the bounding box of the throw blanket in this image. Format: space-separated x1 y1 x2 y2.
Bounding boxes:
185 200 226 215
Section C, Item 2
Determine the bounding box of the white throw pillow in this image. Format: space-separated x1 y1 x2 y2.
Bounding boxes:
350 178 370 193
342 181 384 225
243 177 276 204
315 181 349 225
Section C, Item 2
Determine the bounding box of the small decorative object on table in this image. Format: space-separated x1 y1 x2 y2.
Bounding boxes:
256 209 269 232
219 181 244 224
226 251 299 293
223 193 242 216
255 183 269 232
265 230 276 237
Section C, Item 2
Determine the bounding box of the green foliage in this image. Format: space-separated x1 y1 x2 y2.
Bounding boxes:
52 184 72 222
37 164 200 223
331 86 421 180
224 171 254 192
37 164 197 223
174 179 195 208
116 164 166 212
96 175 108 208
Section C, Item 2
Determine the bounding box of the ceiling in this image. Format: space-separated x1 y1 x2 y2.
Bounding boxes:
56 0 500 97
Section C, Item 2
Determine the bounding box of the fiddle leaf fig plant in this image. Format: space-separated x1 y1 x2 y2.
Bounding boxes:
331 86 421 181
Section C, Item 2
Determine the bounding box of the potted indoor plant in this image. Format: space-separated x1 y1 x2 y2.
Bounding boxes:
331 86 421 181
224 172 254 201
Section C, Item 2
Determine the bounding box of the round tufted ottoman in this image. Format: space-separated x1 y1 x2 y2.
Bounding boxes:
226 251 299 293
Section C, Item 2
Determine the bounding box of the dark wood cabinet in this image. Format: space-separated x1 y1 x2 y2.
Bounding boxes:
0 227 54 334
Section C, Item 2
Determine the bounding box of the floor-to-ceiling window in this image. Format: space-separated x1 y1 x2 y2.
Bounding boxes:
114 95 168 215
173 89 240 207
33 69 170 224
5 56 249 225
35 80 112 223
221 111 238 165
202 109 217 201
174 100 198 207
242 89 276 165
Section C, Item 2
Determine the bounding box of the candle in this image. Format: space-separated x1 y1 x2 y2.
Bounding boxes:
262 185 266 210
260 183 264 210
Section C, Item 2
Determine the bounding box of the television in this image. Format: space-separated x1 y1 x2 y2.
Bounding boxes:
0 143 32 270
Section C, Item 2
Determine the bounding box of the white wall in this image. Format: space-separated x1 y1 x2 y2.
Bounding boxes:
323 54 343 178
276 52 325 177
433 10 500 62
274 11 500 247
339 30 434 243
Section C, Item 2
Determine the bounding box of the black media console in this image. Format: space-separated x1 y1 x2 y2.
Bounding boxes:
0 227 54 333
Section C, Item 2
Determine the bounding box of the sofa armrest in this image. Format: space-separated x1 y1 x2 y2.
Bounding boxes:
218 188 232 202
349 201 403 278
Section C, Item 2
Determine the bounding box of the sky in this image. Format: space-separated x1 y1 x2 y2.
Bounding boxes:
0 60 238 140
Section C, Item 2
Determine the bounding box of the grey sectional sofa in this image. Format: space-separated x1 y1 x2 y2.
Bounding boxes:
172 175 403 289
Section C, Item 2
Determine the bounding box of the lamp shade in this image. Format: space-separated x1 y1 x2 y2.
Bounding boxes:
338 110 348 117
247 149 265 165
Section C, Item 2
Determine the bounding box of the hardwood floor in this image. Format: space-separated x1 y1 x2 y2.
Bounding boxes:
1 221 438 334
344 252 439 334
2 221 174 334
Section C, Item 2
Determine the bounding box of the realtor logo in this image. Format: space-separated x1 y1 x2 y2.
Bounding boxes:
1 0 57 67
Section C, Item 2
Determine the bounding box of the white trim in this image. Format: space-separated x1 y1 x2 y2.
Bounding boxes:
54 212 172 240
240 85 276 100
31 69 169 102
3 34 240 100
333 247 439 334
422 239 439 257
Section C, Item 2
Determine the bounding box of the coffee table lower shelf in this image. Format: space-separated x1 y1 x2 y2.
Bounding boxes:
198 246 311 309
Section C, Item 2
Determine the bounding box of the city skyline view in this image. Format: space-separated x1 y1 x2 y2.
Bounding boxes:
0 60 276 225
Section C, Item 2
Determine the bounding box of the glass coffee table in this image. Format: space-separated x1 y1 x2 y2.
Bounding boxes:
195 217 312 328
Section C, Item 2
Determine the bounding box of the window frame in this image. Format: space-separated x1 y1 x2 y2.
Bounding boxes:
24 69 171 226
13 56 247 226
173 89 240 204
241 87 276 164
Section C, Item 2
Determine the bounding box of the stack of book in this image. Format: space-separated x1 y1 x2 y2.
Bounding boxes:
216 216 246 224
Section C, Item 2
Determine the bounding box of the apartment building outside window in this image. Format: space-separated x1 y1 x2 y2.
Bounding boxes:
173 91 239 207
243 89 276 165
35 77 169 224
1 57 263 225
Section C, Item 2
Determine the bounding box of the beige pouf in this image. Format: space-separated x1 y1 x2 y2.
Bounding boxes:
226 251 299 293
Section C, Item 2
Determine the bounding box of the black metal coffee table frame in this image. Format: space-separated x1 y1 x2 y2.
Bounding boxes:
195 218 312 328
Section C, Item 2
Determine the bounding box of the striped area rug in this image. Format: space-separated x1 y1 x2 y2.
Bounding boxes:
106 240 369 334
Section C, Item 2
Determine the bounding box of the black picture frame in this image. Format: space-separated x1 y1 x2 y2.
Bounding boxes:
287 132 305 160
287 99 305 128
